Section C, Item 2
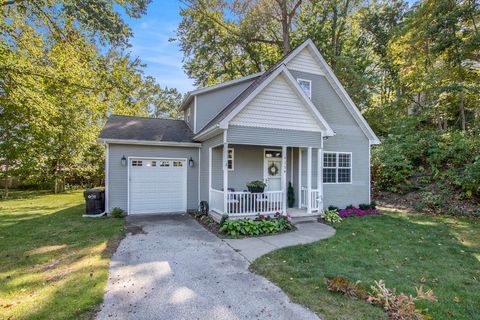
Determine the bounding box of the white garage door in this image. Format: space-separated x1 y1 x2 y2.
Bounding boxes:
129 158 187 214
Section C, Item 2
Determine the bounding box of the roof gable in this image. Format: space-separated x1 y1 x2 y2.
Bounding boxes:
230 73 323 132
221 65 334 136
286 47 325 75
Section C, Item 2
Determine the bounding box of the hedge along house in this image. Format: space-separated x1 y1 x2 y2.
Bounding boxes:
98 39 380 220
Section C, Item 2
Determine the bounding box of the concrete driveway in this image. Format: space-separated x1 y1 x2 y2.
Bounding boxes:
97 214 319 320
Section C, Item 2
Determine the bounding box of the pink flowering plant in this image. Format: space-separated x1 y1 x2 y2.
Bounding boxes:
337 201 380 218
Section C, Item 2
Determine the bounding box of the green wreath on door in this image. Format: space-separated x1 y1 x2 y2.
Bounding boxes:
268 162 279 176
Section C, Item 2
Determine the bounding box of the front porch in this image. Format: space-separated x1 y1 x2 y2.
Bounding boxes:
207 142 324 219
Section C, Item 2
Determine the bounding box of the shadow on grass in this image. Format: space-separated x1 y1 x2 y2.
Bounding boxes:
0 196 124 320
251 212 480 320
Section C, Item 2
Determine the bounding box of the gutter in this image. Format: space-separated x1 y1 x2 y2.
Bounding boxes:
97 138 201 148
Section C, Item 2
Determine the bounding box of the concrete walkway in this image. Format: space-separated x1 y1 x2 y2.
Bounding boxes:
224 222 336 262
97 214 321 320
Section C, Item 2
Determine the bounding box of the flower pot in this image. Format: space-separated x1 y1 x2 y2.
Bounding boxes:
247 186 265 193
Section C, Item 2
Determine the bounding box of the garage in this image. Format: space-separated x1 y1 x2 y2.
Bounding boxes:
129 158 187 214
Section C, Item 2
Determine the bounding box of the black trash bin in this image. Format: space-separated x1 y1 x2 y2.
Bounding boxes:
84 189 105 215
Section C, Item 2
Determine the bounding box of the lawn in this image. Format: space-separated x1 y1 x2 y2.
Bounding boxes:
0 190 124 320
251 209 480 320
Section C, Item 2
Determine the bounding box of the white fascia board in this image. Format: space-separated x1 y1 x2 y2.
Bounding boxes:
97 138 201 147
219 65 335 136
302 39 381 144
192 124 222 141
179 73 262 111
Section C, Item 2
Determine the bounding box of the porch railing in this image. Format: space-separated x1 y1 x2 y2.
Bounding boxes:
210 189 224 213
301 187 321 212
211 190 284 216
226 191 284 215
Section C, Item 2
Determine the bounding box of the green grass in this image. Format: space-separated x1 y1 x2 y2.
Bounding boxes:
0 190 124 320
251 209 480 320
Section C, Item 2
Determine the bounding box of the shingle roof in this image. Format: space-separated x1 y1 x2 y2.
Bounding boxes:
99 115 195 143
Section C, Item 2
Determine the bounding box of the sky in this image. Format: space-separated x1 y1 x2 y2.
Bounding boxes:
123 0 196 93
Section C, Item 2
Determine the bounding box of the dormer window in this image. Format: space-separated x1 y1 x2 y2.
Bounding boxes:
297 78 311 99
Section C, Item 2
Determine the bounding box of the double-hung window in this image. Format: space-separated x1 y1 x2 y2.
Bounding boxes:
323 152 352 183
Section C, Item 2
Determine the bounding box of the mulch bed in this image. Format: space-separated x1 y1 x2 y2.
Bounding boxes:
190 213 221 234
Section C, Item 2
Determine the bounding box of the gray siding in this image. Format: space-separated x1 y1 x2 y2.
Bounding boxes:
108 144 199 213
227 125 322 148
196 81 254 132
183 100 195 131
289 69 370 208
199 134 223 202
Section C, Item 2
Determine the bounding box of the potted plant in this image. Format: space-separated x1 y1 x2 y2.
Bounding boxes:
246 180 266 193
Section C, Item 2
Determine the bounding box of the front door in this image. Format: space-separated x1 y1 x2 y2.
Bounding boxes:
264 149 282 191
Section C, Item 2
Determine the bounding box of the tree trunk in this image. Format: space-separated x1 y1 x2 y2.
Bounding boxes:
459 90 466 131
3 162 8 199
279 0 290 54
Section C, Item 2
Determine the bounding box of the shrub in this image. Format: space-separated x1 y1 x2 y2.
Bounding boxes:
370 200 377 209
219 214 228 226
328 205 339 211
346 204 355 209
111 207 124 218
323 209 342 223
324 276 367 299
358 203 371 210
416 191 445 211
219 216 293 237
367 280 437 320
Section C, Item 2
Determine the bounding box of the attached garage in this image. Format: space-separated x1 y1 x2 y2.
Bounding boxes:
129 158 187 214
98 115 201 215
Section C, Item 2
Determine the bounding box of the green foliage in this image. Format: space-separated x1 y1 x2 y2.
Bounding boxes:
219 214 228 226
416 192 445 211
323 209 342 224
358 203 371 210
324 276 367 299
370 200 377 209
111 207 125 218
219 217 293 237
346 204 355 209
287 182 295 208
246 180 267 188
328 205 339 211
372 124 480 200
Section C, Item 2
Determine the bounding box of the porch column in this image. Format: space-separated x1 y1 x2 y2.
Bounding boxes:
307 147 312 214
223 142 229 214
317 148 323 210
281 145 287 214
208 147 212 206
298 148 302 209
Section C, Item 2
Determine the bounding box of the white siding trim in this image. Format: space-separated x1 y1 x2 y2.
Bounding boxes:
368 141 371 202
307 147 312 214
198 147 201 206
193 96 197 133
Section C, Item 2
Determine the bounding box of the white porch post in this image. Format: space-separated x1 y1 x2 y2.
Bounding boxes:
281 145 287 214
298 148 302 209
317 148 323 210
223 141 229 214
208 147 212 206
307 147 312 214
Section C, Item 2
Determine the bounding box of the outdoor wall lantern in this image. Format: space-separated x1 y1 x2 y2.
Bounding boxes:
188 157 194 168
121 155 127 166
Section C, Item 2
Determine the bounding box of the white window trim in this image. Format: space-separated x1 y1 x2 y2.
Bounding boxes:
323 151 352 184
297 78 312 99
228 148 234 171
187 107 191 124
